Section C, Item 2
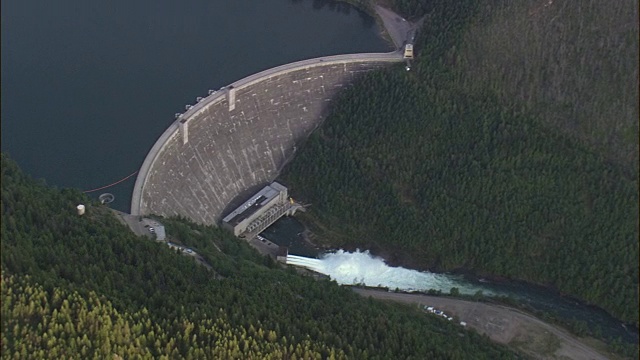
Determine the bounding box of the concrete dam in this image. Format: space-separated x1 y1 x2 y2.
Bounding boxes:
131 52 404 225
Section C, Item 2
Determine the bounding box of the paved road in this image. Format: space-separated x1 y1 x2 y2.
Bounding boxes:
375 5 424 49
375 5 412 49
353 288 609 360
248 236 280 258
111 209 153 238
112 209 215 270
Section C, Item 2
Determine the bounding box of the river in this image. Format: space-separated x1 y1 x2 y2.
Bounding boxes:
263 216 639 344
1 0 389 211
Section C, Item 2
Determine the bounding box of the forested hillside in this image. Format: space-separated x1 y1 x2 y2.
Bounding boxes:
280 0 639 325
0 154 517 359
458 0 638 172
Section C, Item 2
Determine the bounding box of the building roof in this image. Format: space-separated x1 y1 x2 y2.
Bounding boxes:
154 225 166 241
222 182 287 225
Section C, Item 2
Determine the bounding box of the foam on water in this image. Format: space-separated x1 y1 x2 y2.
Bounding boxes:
287 251 639 343
288 250 497 295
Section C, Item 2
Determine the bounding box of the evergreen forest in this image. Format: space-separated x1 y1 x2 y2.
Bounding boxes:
280 0 639 325
1 154 518 359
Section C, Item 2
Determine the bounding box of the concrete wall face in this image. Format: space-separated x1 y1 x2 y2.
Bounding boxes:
139 61 390 225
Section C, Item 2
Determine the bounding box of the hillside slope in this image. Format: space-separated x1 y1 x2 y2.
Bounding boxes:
458 0 638 172
0 154 517 359
280 0 638 324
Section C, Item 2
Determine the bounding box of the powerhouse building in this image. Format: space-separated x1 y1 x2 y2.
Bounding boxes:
222 182 295 239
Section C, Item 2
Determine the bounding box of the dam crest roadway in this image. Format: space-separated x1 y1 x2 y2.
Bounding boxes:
131 52 406 224
131 7 417 227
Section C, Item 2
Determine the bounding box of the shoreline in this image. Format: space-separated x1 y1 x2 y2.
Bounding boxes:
350 287 617 360
293 216 639 345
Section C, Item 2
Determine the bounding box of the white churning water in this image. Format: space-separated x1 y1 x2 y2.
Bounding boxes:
287 250 498 296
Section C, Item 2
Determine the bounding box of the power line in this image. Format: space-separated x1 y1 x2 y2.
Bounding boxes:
83 170 138 193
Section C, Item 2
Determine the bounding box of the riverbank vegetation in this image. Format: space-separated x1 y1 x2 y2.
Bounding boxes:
1 154 518 358
280 0 639 327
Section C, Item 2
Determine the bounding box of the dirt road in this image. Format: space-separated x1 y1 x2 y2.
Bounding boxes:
353 288 611 360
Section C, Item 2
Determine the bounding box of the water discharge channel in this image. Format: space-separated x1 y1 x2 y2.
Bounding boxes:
287 251 498 295
261 218 638 344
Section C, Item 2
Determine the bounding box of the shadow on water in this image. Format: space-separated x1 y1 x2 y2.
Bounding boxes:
260 216 319 258
293 0 375 27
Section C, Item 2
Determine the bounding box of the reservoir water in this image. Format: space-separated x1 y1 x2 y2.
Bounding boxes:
1 0 390 211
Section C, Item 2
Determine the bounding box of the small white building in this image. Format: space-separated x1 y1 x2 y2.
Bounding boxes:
154 225 166 241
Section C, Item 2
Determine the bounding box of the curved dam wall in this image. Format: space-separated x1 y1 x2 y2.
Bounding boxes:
131 52 403 224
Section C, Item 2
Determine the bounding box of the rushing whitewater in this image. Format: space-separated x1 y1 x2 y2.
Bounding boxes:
287 250 499 296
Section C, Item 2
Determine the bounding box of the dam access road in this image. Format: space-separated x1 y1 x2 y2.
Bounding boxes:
374 4 423 49
353 288 612 360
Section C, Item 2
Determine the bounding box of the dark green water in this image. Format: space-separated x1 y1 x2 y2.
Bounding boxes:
1 0 390 211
